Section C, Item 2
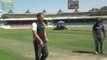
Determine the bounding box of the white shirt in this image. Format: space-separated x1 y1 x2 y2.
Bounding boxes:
31 22 37 30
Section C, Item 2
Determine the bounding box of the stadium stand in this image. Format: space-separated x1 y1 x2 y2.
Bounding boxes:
0 6 107 29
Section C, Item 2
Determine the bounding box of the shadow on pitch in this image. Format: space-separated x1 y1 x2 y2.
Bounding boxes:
72 50 95 54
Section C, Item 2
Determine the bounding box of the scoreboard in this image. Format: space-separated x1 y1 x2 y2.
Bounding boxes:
68 0 79 9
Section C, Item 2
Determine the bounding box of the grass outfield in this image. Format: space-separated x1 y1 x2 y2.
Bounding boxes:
0 26 107 60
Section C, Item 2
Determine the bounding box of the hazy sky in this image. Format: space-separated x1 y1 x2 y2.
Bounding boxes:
0 0 107 13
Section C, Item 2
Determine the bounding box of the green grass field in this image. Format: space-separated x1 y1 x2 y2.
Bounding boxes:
0 26 107 60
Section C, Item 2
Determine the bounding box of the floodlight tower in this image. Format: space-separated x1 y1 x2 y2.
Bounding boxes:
1 0 14 13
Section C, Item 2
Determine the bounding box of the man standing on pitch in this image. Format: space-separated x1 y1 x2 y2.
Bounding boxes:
92 18 106 54
31 13 49 60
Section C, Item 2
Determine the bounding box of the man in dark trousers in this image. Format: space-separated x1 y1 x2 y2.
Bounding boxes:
92 18 106 54
31 13 49 60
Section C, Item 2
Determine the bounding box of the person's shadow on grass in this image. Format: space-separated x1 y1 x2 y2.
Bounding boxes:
72 50 95 54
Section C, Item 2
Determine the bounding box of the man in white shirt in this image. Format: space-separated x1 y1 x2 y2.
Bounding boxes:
31 13 49 60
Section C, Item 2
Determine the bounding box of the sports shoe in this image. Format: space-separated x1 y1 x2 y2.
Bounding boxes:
95 52 98 54
100 51 105 54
